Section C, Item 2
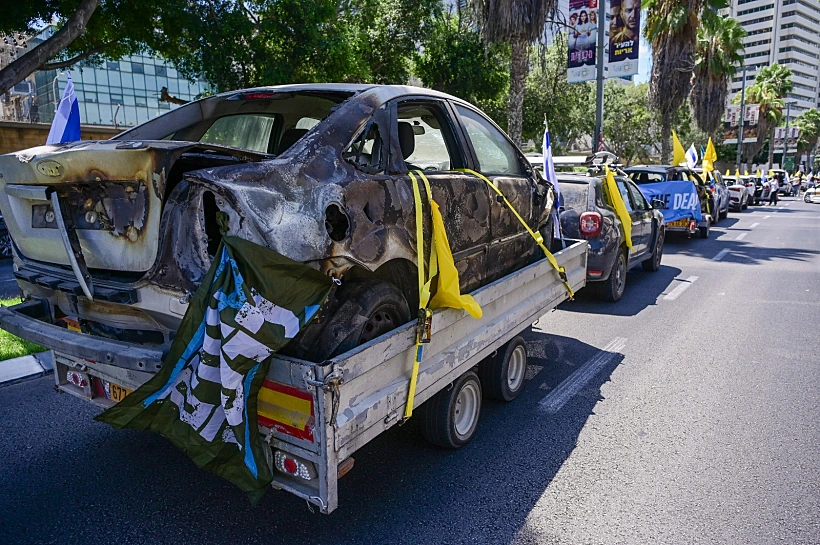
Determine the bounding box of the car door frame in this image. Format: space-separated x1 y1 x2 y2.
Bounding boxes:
446 99 545 283
383 95 493 293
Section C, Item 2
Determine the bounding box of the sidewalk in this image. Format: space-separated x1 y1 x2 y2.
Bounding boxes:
0 351 53 386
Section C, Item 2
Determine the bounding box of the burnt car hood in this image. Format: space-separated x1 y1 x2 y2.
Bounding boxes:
0 140 267 273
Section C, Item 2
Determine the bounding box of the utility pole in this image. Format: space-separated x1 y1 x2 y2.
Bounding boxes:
736 64 747 172
592 0 606 153
781 100 792 170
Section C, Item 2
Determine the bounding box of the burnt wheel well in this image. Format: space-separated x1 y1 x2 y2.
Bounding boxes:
343 258 419 313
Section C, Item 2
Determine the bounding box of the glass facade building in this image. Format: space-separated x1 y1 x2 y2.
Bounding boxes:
34 51 208 128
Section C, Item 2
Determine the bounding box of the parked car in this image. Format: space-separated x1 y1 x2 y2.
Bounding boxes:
804 185 820 203
0 84 558 363
557 172 665 301
722 176 752 211
694 168 729 221
623 165 713 238
0 212 10 258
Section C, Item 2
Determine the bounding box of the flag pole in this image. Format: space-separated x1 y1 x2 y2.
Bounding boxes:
736 64 746 172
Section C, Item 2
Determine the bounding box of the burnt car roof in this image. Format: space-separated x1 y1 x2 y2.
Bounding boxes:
215 84 466 106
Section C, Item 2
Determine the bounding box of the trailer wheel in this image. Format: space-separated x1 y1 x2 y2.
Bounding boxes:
478 336 527 401
422 371 482 448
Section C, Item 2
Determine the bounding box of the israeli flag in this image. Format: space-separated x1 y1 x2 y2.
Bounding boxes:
543 120 563 243
685 143 698 169
46 72 81 145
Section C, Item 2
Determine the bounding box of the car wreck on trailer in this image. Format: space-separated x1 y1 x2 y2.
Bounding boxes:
0 84 589 512
0 84 559 360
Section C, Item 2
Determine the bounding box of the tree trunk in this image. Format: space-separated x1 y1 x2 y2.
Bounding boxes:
0 0 100 96
767 125 775 169
661 117 671 164
507 35 529 147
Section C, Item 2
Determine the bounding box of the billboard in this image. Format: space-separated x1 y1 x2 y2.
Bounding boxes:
567 0 599 83
607 0 640 77
773 126 800 153
723 104 760 144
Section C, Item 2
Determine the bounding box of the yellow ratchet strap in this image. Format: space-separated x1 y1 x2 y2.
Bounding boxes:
405 171 436 419
456 168 574 298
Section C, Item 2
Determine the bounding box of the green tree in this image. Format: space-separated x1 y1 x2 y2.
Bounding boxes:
643 0 722 162
689 14 746 136
471 0 555 146
736 63 793 168
414 12 509 105
602 81 654 165
795 108 820 161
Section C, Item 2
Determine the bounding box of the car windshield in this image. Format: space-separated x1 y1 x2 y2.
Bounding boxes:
114 90 354 154
557 181 590 209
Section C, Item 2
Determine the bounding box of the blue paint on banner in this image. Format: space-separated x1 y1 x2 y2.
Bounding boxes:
637 181 703 223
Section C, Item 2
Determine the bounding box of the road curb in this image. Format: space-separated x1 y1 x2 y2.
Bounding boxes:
0 351 54 387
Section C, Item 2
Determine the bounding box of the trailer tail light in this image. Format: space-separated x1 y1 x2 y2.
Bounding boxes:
579 212 602 238
689 220 697 231
66 370 88 388
257 380 315 442
274 450 317 481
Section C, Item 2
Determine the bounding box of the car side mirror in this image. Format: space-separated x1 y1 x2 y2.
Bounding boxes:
651 199 666 210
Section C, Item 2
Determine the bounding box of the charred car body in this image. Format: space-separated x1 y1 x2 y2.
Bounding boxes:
0 84 556 366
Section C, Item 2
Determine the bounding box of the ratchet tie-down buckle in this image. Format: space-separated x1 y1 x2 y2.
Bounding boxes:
416 308 432 344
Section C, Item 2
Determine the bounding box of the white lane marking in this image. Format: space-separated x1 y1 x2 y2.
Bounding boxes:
764 215 771 219
712 248 731 261
539 337 627 414
736 232 748 241
750 223 759 229
663 275 699 301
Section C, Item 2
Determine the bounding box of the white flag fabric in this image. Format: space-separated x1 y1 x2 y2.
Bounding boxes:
685 143 698 170
46 72 81 145
543 121 563 241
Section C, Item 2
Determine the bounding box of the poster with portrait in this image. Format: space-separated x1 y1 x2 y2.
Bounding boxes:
773 126 800 153
567 0 599 83
723 104 760 144
607 0 640 77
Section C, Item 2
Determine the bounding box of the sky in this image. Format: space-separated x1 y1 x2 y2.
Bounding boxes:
632 15 652 84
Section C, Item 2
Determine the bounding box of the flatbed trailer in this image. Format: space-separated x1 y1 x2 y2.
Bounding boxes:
0 240 587 513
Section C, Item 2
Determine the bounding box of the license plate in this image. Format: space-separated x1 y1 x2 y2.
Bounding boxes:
109 382 132 403
668 219 689 227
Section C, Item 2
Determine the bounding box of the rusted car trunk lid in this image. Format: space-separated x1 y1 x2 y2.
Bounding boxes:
0 141 173 272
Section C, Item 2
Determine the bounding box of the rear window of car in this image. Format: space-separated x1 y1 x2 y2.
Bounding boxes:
199 114 279 153
626 170 665 185
557 181 590 210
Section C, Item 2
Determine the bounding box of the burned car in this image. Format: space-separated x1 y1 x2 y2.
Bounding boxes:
0 84 556 364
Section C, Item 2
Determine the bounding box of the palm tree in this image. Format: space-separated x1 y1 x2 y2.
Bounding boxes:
738 63 793 167
795 108 820 162
689 15 746 136
471 0 554 146
644 0 721 162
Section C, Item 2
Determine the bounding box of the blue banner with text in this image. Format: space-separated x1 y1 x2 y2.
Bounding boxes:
637 181 703 223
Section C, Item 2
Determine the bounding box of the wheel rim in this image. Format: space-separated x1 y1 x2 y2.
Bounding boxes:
654 232 664 267
507 345 526 392
454 381 480 438
614 255 625 295
360 304 401 343
0 234 11 258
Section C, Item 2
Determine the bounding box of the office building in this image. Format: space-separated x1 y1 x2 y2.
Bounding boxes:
728 0 820 114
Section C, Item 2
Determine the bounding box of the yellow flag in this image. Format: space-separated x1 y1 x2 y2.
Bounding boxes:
744 170 749 176
429 199 482 319
604 166 633 250
735 169 740 177
769 170 774 177
703 138 717 174
756 169 761 176
726 169 731 176
672 131 686 166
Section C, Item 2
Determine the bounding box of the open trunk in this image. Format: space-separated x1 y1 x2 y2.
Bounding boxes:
0 140 267 284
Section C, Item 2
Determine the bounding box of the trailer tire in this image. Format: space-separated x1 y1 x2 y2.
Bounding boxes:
478 336 527 401
422 371 482 448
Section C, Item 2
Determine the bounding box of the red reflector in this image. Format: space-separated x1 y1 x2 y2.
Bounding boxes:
689 220 696 230
233 91 278 100
283 458 298 474
588 269 603 276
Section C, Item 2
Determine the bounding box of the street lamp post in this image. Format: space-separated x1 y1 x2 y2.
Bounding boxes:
736 65 747 172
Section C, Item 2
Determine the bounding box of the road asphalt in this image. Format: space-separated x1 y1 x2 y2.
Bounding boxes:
1 196 818 545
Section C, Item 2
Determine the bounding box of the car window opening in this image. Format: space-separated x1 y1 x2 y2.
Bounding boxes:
202 191 223 258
